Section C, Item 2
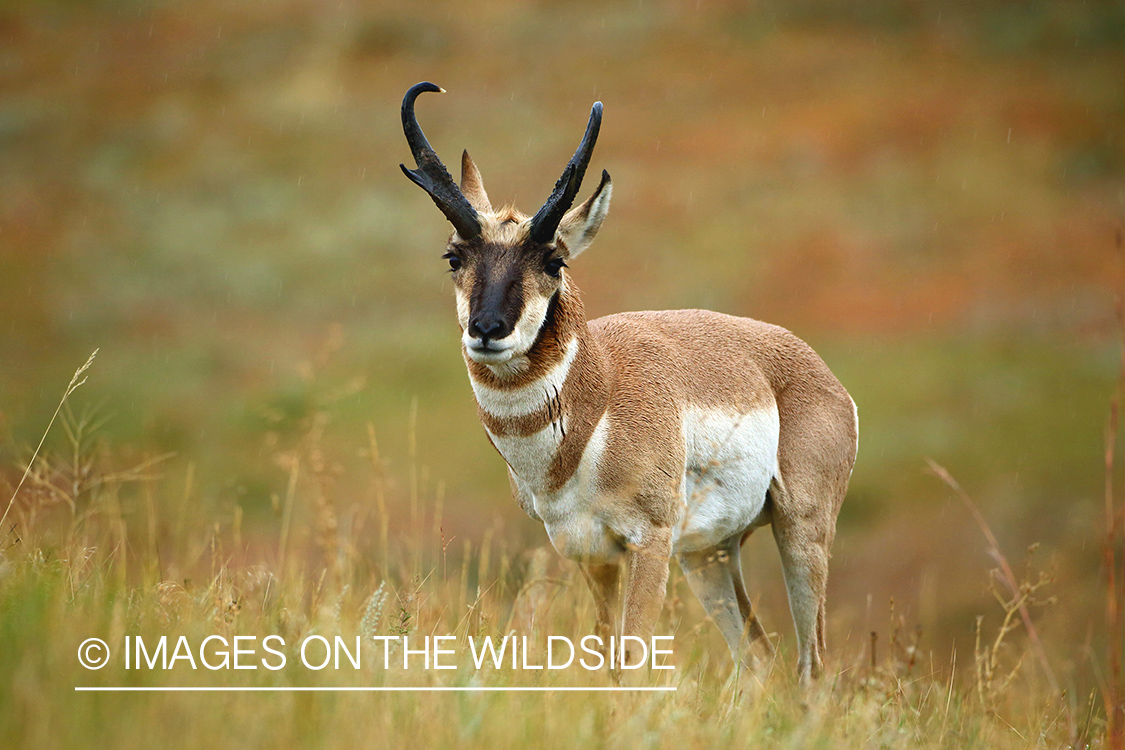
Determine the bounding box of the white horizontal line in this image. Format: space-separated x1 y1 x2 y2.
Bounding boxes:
75 686 676 693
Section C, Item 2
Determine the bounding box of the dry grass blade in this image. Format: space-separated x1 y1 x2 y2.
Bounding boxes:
925 458 1061 702
0 349 98 538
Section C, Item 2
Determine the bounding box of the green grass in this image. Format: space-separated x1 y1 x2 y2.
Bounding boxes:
0 499 1089 750
0 383 1113 749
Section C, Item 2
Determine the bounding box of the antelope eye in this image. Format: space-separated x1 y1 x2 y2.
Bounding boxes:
544 257 566 277
443 253 462 272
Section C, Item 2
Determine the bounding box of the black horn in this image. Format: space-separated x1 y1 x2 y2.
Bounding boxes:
400 82 481 240
528 101 603 244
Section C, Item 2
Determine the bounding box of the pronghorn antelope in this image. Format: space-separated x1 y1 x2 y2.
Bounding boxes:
399 82 858 682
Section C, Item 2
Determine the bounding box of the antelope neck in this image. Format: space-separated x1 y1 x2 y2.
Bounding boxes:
465 281 611 492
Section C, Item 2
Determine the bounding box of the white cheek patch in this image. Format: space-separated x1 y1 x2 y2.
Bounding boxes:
458 279 553 363
470 336 579 417
493 291 552 354
455 287 470 330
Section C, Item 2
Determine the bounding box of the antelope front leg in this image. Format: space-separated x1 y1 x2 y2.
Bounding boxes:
621 527 672 667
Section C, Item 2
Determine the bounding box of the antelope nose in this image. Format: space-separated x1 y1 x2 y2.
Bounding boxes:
469 314 510 342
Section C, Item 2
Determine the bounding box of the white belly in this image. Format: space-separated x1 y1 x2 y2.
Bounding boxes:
673 405 779 553
497 405 780 562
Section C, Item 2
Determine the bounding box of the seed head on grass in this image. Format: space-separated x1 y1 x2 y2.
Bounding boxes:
1 349 98 539
362 581 388 638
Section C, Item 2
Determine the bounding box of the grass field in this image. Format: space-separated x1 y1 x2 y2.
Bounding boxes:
2 0 1124 747
0 550 1091 749
0 348 1121 748
0 389 1110 750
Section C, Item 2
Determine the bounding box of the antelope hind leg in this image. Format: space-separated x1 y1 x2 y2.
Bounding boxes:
771 520 829 686
728 533 773 658
679 537 765 672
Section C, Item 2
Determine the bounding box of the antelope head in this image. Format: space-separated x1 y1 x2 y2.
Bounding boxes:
400 82 612 368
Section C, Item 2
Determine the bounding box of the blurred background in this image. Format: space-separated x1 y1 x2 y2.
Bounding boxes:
0 0 1122 681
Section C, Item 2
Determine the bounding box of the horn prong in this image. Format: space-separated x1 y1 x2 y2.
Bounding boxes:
400 82 481 239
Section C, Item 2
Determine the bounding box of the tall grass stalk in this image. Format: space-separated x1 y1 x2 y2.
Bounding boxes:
0 349 97 538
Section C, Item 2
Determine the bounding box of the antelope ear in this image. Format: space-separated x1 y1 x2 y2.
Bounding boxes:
460 150 493 214
556 170 611 259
